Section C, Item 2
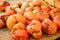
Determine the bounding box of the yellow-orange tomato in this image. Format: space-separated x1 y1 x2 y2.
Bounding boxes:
53 15 60 29
27 20 42 38
6 14 26 30
42 19 57 34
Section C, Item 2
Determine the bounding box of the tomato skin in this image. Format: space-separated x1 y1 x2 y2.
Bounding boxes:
24 12 39 21
37 11 49 21
21 2 29 10
12 30 29 40
15 8 24 15
49 8 60 20
13 23 26 30
27 20 42 39
42 19 57 34
0 1 10 11
53 15 60 29
49 10 55 20
0 19 5 28
6 14 26 30
25 6 34 12
32 0 41 6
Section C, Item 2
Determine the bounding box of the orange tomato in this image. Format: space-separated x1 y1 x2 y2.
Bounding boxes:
37 11 49 21
0 1 10 11
6 14 26 30
13 23 26 30
42 19 57 34
27 20 42 38
25 6 34 12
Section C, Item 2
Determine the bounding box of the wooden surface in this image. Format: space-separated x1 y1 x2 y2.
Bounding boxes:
0 0 60 40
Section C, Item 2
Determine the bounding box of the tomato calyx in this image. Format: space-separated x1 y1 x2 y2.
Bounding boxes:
32 31 39 34
4 1 7 5
43 24 49 32
1 15 6 22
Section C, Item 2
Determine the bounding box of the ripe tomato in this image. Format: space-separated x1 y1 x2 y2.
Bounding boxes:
37 11 49 21
53 15 60 29
27 20 42 38
32 0 41 6
13 23 26 30
12 30 29 40
25 6 34 12
5 6 15 15
0 1 10 11
15 8 24 15
42 19 57 34
0 19 5 28
21 2 29 10
24 12 39 21
6 14 26 30
49 8 60 20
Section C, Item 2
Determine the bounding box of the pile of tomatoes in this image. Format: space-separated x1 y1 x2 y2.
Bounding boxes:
0 0 60 40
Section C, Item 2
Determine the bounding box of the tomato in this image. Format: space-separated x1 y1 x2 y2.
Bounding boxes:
33 9 41 14
13 23 26 30
29 2 35 7
42 19 57 34
0 19 5 28
24 12 39 21
27 20 42 38
32 0 41 6
5 6 15 15
41 2 51 12
34 6 41 10
49 8 60 20
37 11 49 21
16 2 22 8
12 30 29 40
21 2 29 10
6 14 26 30
0 1 10 11
53 15 60 29
25 6 34 12
15 8 24 15
0 14 6 28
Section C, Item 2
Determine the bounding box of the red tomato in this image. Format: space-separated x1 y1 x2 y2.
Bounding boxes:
12 30 29 40
53 15 60 29
42 19 57 34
